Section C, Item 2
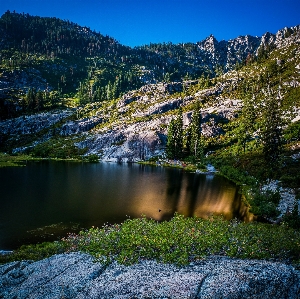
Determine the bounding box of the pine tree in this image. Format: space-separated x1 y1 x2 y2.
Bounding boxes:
50 91 59 107
237 94 256 153
261 86 283 171
106 81 113 100
25 88 35 111
188 101 203 159
35 90 44 111
78 81 89 105
166 108 183 159
166 119 177 159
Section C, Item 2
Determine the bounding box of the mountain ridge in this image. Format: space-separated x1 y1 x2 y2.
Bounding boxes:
0 11 299 103
0 12 299 171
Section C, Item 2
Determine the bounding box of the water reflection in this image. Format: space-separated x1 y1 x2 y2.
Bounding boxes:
0 162 253 249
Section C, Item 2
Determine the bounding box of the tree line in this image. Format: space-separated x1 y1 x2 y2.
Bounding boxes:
166 101 204 162
166 86 285 171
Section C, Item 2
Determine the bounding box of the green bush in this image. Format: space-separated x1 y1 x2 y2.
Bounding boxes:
280 174 300 189
62 214 300 266
0 242 65 264
32 138 87 159
2 215 300 266
249 190 281 218
283 204 300 229
87 154 99 163
218 165 257 186
284 121 300 142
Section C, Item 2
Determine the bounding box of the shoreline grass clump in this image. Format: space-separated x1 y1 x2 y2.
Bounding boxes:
0 153 36 167
62 214 300 266
1 214 300 266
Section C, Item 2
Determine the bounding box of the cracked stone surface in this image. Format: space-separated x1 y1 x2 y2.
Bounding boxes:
1 253 299 298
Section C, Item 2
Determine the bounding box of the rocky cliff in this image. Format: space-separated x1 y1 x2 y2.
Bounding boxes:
0 79 243 161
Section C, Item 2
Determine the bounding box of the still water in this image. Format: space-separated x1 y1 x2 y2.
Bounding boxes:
0 161 252 250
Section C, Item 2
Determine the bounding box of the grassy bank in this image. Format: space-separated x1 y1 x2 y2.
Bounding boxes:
0 153 101 167
0 153 37 167
1 214 300 267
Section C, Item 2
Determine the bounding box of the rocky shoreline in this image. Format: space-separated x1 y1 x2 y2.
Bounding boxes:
0 252 299 298
261 180 299 217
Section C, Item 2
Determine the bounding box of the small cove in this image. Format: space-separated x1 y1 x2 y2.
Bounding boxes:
0 161 252 250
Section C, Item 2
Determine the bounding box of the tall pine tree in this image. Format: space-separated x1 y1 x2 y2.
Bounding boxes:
237 93 257 153
261 86 283 171
166 108 183 159
188 101 203 159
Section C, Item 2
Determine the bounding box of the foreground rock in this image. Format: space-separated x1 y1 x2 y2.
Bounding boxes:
1 252 299 298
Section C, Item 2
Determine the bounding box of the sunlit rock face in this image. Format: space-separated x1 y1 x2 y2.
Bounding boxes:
1 253 299 298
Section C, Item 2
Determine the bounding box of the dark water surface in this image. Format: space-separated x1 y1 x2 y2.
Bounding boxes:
0 161 252 250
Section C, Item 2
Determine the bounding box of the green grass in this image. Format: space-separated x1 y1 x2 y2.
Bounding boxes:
1 215 300 267
0 242 66 264
31 137 87 159
0 153 97 167
5 214 299 266
0 153 39 167
67 215 300 266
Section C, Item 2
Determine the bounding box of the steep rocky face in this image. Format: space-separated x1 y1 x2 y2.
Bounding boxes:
0 252 299 299
0 78 244 161
75 117 168 162
0 110 73 136
196 34 260 71
1 69 50 92
195 25 300 71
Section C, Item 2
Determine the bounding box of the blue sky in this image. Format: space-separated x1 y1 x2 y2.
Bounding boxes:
1 0 299 47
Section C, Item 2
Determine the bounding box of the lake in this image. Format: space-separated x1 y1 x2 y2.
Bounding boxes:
0 161 252 250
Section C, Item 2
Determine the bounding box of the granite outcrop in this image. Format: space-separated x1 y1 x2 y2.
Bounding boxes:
1 252 299 298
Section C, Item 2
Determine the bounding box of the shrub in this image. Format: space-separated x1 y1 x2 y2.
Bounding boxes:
0 242 65 264
2 215 300 266
62 214 300 266
283 204 300 229
87 154 99 163
249 190 281 218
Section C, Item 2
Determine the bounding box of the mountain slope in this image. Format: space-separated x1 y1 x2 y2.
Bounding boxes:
0 11 299 120
0 12 299 167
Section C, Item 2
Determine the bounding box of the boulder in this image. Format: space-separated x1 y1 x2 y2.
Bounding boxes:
0 253 299 299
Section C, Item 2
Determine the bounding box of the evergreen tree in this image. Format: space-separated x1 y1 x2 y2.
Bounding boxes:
35 90 44 111
257 44 268 62
78 81 89 105
188 101 203 159
25 88 35 111
261 86 283 171
166 108 183 159
106 81 113 100
164 72 171 83
50 91 59 107
237 94 257 153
